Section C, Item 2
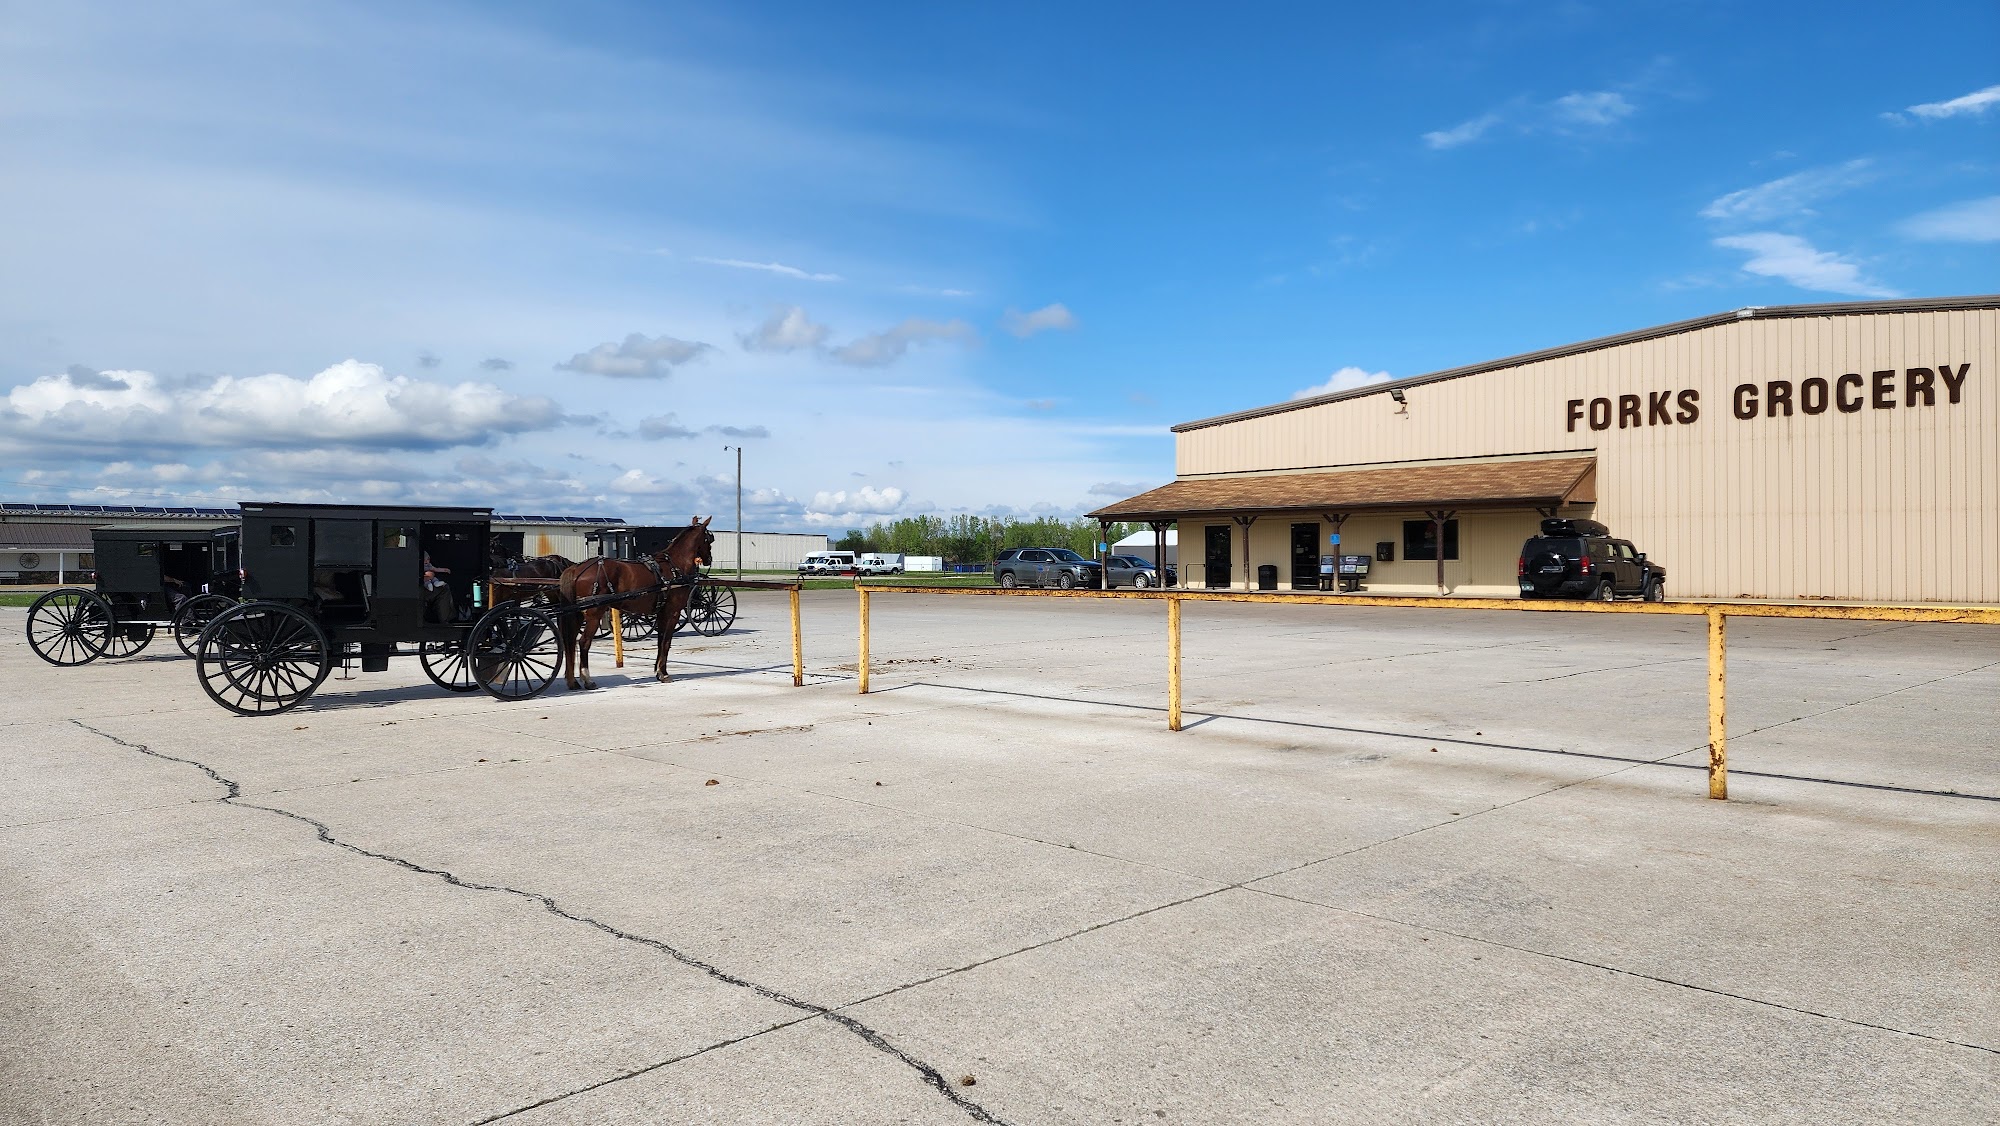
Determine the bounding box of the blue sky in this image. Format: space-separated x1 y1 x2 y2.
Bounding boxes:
2 0 1994 529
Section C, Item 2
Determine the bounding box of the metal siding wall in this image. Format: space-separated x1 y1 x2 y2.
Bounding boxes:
1174 309 1998 602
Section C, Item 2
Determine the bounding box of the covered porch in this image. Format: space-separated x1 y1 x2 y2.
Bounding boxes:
1088 455 1596 597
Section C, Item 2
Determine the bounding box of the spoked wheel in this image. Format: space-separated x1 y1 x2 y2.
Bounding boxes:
419 638 480 692
468 604 562 700
620 606 658 642
678 583 737 636
196 602 331 716
25 588 114 666
102 622 157 659
173 593 237 657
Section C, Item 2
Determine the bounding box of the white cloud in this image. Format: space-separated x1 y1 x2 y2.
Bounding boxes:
1550 91 1634 126
693 257 844 282
1088 481 1152 497
801 484 907 525
1700 160 1873 222
608 469 696 503
1423 113 1501 150
558 333 712 378
3 360 562 451
1293 366 1393 400
1424 90 1635 149
1002 302 1079 338
738 306 831 353
830 318 976 366
1905 84 2000 120
637 413 772 440
1712 233 1899 298
1897 196 2000 243
638 413 699 439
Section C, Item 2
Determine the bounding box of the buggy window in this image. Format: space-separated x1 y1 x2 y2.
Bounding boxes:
270 525 296 547
383 527 413 549
137 542 156 556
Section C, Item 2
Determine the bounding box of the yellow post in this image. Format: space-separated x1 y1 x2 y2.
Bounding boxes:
1167 594 1182 731
611 607 625 668
857 586 870 694
790 586 804 687
1707 608 1727 800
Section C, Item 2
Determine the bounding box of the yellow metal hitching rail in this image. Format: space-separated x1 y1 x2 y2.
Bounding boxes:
854 585 2000 801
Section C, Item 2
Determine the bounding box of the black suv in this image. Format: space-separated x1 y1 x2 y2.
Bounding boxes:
993 548 1103 589
1518 518 1666 601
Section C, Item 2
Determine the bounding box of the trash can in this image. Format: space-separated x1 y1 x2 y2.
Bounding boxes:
1257 564 1278 590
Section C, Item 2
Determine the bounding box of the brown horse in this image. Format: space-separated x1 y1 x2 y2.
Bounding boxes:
556 517 714 689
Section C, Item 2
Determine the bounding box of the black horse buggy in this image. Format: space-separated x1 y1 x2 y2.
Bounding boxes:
584 525 737 640
192 502 562 715
26 525 242 665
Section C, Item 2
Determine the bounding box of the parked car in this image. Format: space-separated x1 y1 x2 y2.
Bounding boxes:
797 551 859 576
1518 518 1665 601
858 553 905 575
1103 554 1175 589
993 547 1103 590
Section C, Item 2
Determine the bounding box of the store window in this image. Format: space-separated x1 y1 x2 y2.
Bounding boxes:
1402 519 1459 561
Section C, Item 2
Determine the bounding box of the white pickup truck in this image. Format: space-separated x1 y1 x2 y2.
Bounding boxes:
798 551 859 575
857 553 905 575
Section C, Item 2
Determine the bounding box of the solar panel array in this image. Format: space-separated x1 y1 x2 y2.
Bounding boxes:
0 503 623 525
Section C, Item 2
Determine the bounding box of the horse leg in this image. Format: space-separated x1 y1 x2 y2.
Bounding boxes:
560 609 582 691
578 608 600 689
655 589 690 682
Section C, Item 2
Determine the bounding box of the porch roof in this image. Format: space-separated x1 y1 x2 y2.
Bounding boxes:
1087 457 1595 521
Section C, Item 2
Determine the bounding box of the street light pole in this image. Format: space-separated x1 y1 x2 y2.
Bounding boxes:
724 445 743 578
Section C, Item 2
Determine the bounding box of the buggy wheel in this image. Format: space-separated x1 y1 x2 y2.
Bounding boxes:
678 583 737 636
419 638 480 692
103 622 157 659
621 607 658 641
173 593 237 657
468 604 561 700
196 602 331 716
26 588 114 666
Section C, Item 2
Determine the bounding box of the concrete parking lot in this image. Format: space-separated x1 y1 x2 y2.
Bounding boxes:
3 591 1996 1125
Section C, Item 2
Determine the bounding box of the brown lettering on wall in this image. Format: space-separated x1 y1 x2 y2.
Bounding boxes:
1836 374 1864 413
1939 362 1969 403
1871 370 1896 409
1647 390 1673 425
1799 377 1829 415
1558 365 1965 427
1905 367 1935 406
1732 383 1758 420
1676 388 1700 423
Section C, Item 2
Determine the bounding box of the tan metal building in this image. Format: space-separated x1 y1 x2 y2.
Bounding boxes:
1092 296 1997 604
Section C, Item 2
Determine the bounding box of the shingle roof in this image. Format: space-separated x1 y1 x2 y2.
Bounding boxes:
1087 457 1595 519
0 523 97 550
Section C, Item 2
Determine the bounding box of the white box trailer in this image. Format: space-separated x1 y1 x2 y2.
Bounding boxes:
903 555 944 572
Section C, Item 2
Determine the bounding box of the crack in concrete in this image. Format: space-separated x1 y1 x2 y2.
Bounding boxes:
1251 886 2000 1056
69 721 1012 1126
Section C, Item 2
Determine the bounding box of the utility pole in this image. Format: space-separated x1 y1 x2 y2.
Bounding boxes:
724 445 743 578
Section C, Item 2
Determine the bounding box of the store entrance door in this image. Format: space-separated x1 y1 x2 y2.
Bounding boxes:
1204 525 1231 588
1291 523 1320 589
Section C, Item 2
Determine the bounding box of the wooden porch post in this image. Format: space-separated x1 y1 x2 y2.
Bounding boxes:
1233 514 1257 590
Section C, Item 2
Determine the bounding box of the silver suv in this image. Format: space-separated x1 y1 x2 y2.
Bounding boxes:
993 548 1102 590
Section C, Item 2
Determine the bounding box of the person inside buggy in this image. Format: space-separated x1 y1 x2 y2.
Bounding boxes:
420 526 482 623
